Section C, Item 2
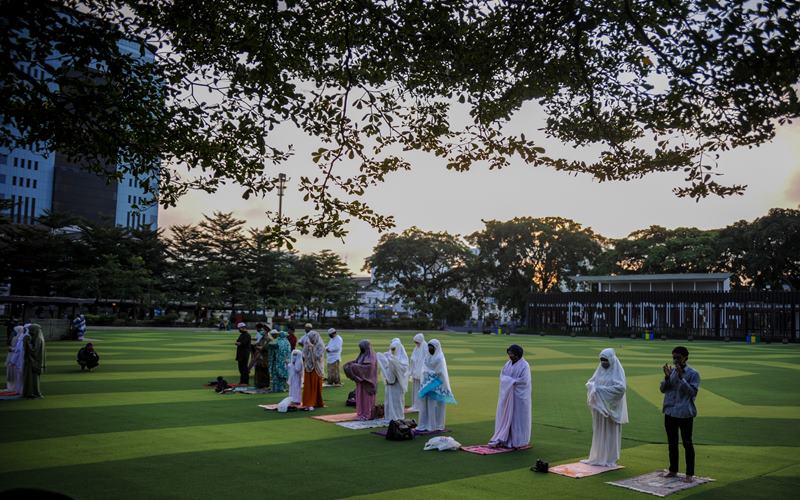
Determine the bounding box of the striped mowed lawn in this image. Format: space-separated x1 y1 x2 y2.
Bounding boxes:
1 328 798 499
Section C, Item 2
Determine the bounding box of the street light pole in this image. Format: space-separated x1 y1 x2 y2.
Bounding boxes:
277 173 287 221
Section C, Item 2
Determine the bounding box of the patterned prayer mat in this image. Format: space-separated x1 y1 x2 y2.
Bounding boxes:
608 471 714 497
336 418 390 430
549 462 624 478
460 444 531 455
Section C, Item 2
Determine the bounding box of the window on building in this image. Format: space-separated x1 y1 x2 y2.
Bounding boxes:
27 160 31 169
12 176 16 186
127 212 131 227
0 153 7 165
13 157 17 167
33 179 37 189
34 161 38 171
0 174 5 184
30 198 36 222
23 197 29 224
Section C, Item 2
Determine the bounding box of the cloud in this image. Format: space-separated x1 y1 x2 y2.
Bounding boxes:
785 170 800 204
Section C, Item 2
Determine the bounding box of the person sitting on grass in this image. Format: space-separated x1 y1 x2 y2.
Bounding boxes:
488 344 531 449
660 346 700 483
77 343 100 372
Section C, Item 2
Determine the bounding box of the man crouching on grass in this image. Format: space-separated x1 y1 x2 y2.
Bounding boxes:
660 346 700 483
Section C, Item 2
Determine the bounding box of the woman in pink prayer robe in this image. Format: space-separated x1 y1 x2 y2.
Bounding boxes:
343 340 378 420
488 344 532 449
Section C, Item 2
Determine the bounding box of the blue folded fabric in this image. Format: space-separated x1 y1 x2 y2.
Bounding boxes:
418 377 442 398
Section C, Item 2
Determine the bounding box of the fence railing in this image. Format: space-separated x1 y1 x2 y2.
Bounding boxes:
527 291 800 340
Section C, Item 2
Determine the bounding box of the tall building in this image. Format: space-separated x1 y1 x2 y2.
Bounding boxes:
0 27 159 229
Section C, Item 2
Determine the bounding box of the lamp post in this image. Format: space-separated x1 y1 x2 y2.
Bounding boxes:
277 173 287 221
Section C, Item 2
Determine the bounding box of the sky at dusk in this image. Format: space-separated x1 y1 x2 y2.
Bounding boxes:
159 101 800 276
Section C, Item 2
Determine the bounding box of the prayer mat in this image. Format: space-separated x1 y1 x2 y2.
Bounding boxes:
258 403 300 411
549 462 624 478
234 387 272 394
608 471 714 497
322 383 343 388
461 444 531 455
371 428 450 438
336 418 390 430
0 394 22 400
311 412 359 423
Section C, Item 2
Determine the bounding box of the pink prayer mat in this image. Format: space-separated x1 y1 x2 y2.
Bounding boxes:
549 462 624 478
461 444 531 455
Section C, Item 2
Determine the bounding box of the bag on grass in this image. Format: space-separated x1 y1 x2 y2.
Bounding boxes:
386 419 416 441
423 436 461 451
372 404 385 419
346 390 356 407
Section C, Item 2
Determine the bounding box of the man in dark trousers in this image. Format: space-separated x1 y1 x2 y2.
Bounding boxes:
234 322 252 385
660 346 701 482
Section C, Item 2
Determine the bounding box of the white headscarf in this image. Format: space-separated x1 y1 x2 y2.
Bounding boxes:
586 348 628 424
380 337 409 392
410 332 427 380
424 338 452 395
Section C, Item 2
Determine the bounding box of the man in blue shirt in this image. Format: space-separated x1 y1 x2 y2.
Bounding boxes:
660 346 700 482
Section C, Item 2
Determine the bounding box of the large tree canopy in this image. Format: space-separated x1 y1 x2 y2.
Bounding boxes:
2 1 799 239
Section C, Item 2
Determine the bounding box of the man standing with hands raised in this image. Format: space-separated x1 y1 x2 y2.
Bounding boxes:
660 346 701 483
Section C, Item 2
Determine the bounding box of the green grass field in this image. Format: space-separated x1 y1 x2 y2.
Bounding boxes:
1 329 798 499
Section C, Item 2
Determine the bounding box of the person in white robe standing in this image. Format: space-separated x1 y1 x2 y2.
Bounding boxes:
377 337 409 421
488 344 532 448
417 339 456 431
408 333 426 411
5 326 28 394
287 349 304 404
581 347 629 467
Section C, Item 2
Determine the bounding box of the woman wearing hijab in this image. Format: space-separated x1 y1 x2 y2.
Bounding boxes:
418 339 456 431
301 330 325 409
287 349 304 404
23 324 46 399
251 330 271 389
270 330 291 392
377 338 409 421
581 348 629 467
408 333 427 411
344 340 379 420
5 325 27 394
488 344 532 449
76 343 100 372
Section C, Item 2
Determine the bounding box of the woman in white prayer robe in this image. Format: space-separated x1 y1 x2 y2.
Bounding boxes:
5 326 28 395
417 339 456 431
287 349 304 404
408 333 426 411
488 344 531 448
377 337 409 421
581 348 629 467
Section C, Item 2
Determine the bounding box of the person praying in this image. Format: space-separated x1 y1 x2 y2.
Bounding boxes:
325 328 343 386
408 333 427 411
301 330 325 410
417 339 456 432
287 349 304 404
76 343 100 372
270 330 291 392
581 348 628 466
298 323 313 348
23 324 46 399
251 329 271 389
377 337 409 421
488 344 531 449
344 340 379 420
234 322 252 385
287 325 298 350
5 325 27 394
660 346 700 482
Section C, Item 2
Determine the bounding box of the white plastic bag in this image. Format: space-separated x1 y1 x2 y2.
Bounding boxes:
423 436 462 451
277 396 292 413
